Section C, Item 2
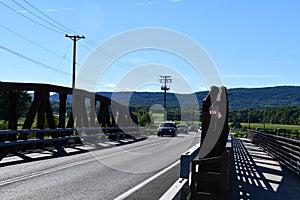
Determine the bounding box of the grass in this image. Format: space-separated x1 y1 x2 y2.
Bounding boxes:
151 113 164 125
151 113 201 125
230 123 300 140
240 123 300 132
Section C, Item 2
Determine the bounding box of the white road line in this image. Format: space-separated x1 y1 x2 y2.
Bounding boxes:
114 160 180 200
0 139 170 186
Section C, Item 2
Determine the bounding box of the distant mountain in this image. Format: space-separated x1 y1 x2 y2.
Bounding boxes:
226 86 300 109
50 93 72 103
50 86 300 110
98 86 300 110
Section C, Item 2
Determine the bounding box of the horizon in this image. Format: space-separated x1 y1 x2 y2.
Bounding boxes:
95 84 300 94
1 1 300 92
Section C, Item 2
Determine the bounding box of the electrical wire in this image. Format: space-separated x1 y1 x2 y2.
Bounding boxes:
23 0 76 34
12 0 69 34
0 23 71 62
15 0 153 75
0 44 70 76
1 0 165 89
4 0 135 74
0 1 64 34
0 44 110 87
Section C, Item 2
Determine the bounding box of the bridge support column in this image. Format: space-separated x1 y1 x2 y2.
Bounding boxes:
89 99 96 127
19 91 41 140
8 91 19 140
59 93 67 129
98 101 111 128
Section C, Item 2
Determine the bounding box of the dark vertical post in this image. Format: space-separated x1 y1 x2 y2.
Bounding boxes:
89 98 96 127
67 112 74 128
20 91 41 140
74 95 81 128
100 102 110 127
81 97 89 128
37 90 46 139
164 86 167 119
8 91 19 140
45 94 57 138
111 115 116 127
98 101 107 127
59 93 67 128
117 107 126 128
72 38 76 89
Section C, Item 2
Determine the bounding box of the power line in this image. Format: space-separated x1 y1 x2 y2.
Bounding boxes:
82 39 163 78
0 1 64 34
0 44 70 76
0 23 71 62
78 42 131 72
11 0 66 34
1 1 166 90
84 38 143 71
9 0 149 76
7 0 141 76
0 44 107 88
22 0 76 34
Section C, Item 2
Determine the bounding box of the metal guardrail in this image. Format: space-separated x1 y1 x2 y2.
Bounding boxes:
248 130 300 176
255 128 300 140
0 127 146 153
161 133 232 200
160 143 200 200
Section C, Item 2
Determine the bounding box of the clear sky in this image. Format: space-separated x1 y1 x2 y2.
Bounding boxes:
0 0 299 93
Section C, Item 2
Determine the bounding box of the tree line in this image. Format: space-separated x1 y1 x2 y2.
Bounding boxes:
0 90 299 129
229 106 300 125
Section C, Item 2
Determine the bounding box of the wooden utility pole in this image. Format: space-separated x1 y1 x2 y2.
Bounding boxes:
159 75 172 121
65 34 85 90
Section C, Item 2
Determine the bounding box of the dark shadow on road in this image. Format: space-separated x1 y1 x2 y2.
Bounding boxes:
0 137 148 167
230 138 300 200
0 145 88 167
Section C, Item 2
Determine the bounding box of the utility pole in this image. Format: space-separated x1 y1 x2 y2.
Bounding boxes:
159 75 172 121
65 34 85 90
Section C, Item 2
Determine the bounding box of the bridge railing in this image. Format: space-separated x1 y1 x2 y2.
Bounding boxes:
252 128 300 140
0 127 146 153
248 130 300 176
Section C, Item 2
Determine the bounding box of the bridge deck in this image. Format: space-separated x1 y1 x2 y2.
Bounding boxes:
230 138 300 199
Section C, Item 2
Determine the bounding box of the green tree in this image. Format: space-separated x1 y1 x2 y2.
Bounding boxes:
0 91 32 120
134 110 152 126
0 91 9 120
18 91 32 118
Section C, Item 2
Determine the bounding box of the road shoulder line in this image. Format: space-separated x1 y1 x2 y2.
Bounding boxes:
114 159 180 200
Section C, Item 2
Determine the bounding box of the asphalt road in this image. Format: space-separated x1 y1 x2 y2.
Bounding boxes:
0 132 200 200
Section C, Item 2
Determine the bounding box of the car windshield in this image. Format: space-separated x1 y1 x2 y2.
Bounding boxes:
160 123 174 127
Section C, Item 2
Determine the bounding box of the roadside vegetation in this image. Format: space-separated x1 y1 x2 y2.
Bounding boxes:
0 90 299 141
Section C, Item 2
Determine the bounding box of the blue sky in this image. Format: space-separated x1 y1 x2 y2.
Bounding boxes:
0 0 299 93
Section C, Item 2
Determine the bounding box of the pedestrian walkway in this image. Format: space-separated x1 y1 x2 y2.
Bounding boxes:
230 138 300 200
